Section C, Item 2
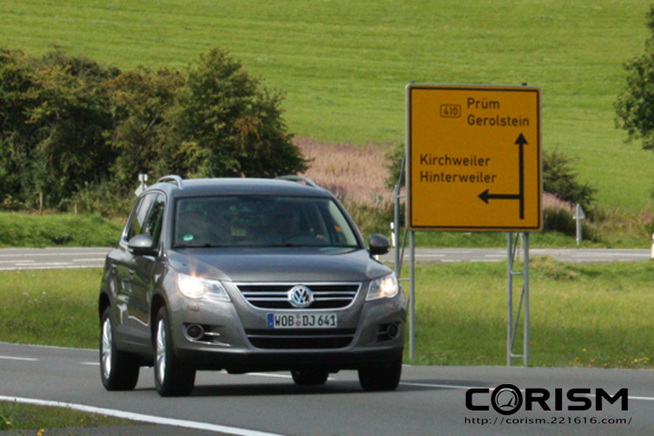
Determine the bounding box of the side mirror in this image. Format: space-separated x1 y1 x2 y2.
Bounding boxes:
128 234 156 256
368 233 391 256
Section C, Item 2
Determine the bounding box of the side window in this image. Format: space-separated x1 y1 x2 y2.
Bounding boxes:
142 193 166 248
125 193 157 242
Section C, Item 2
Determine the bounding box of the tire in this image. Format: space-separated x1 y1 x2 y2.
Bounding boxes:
154 307 196 397
291 369 329 386
100 308 140 391
358 359 402 392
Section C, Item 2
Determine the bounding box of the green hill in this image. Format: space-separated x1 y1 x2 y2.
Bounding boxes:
2 0 653 210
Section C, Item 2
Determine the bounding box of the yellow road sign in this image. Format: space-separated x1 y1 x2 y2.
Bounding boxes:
407 84 542 231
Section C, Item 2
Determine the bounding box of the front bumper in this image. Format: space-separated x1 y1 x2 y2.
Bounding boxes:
166 288 406 373
176 346 404 373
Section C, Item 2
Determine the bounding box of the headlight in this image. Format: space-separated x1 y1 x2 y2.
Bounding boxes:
366 273 399 301
177 273 230 301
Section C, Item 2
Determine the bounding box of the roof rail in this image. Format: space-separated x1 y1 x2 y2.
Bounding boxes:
276 175 321 189
157 175 184 189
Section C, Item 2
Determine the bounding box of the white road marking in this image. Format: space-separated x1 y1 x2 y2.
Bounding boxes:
629 396 654 402
0 265 99 271
0 251 108 258
247 372 292 379
0 355 39 362
401 381 483 390
245 372 337 381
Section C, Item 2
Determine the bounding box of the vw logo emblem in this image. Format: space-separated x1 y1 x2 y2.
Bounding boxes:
288 285 314 308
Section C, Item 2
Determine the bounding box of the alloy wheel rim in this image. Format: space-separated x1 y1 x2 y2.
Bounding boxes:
156 318 166 384
101 318 112 379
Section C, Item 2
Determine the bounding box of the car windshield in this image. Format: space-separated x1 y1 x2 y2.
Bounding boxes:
173 195 360 248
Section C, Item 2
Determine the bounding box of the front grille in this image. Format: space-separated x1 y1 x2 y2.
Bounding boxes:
246 329 356 349
236 283 360 310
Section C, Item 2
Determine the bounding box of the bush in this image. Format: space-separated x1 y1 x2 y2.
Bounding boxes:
0 48 308 213
167 49 308 178
542 193 598 241
542 148 596 213
384 141 405 189
543 206 575 235
0 48 118 209
104 67 183 189
66 182 134 218
296 138 394 236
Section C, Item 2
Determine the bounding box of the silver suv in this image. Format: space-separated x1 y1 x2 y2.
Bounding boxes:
99 175 405 396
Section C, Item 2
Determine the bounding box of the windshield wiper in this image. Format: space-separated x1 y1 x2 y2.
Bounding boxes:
173 243 225 249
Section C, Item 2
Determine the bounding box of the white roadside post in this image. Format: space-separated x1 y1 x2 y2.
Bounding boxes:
574 204 585 246
135 174 149 196
390 222 396 248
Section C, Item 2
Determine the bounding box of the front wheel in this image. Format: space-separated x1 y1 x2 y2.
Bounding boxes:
358 359 402 392
100 308 140 391
154 307 196 397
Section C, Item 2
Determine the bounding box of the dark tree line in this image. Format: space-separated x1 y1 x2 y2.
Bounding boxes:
615 5 654 153
615 5 654 201
0 48 307 213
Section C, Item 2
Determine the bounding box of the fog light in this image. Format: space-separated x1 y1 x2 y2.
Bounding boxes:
386 323 400 339
186 324 205 340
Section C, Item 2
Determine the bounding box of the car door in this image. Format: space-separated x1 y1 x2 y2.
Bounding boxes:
111 192 157 349
128 192 166 348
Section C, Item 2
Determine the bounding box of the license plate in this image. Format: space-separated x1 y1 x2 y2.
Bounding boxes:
267 313 337 329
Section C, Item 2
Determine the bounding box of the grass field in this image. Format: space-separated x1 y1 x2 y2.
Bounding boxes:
1 0 654 212
0 401 136 432
0 212 123 248
410 258 654 368
0 269 100 347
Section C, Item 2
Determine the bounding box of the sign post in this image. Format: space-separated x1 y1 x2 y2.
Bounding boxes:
404 84 542 365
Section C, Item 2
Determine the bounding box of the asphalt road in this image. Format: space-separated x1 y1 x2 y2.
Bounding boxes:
1 342 653 435
0 247 650 271
381 247 652 264
0 247 109 271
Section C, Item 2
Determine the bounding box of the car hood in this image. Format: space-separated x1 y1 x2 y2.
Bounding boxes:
167 246 391 282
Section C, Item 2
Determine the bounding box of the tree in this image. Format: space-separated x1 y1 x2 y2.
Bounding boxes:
104 67 184 188
29 51 118 201
615 5 654 151
168 49 308 178
542 149 596 211
0 48 309 212
0 49 117 208
0 49 40 206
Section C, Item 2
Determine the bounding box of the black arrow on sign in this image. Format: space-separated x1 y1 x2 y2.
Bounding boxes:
477 133 528 219
478 190 520 203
